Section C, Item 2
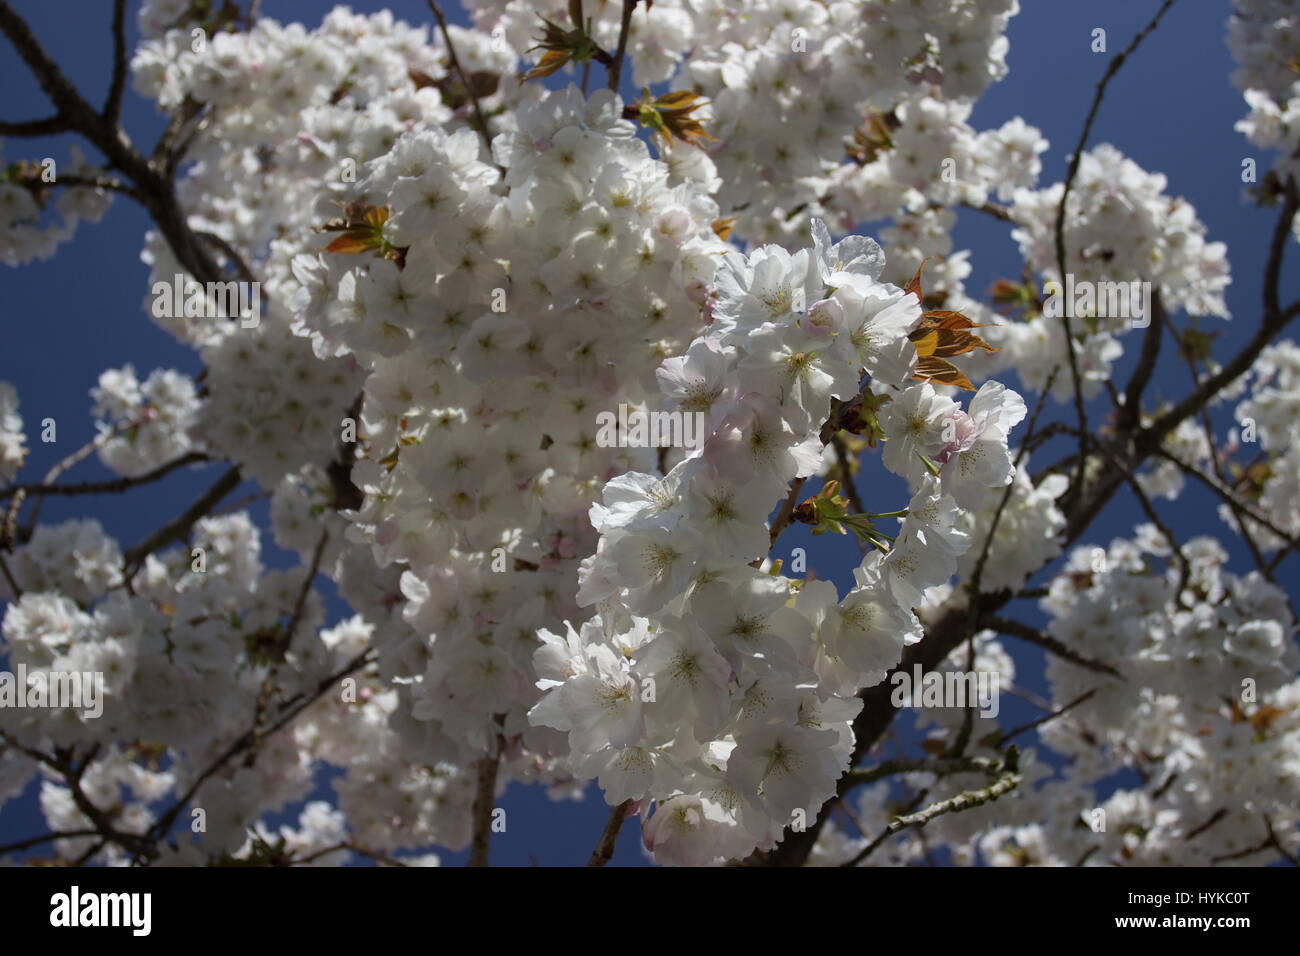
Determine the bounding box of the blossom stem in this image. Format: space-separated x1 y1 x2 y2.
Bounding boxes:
587 799 633 866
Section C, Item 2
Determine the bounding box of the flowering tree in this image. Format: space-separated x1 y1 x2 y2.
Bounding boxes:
0 0 1297 868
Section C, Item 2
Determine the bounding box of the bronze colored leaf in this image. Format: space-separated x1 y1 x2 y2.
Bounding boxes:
324 231 382 255
904 257 930 300
711 217 738 240
524 48 570 80
911 355 976 391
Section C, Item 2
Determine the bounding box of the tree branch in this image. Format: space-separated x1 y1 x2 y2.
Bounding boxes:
468 720 504 866
0 0 225 283
0 451 207 501
996 688 1096 748
1054 0 1178 511
147 648 376 848
607 0 637 92
983 616 1122 679
426 0 495 161
122 466 242 577
587 799 633 866
0 828 101 857
843 755 1004 789
103 0 128 123
841 761 1021 867
0 114 67 136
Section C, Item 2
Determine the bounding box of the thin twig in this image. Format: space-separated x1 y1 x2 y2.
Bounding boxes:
587 799 633 866
0 828 100 856
292 842 410 867
982 616 1122 679
607 0 638 92
1153 449 1297 550
1184 807 1227 841
103 0 128 123
121 466 242 577
996 689 1096 748
830 433 866 556
0 552 21 598
843 755 1003 789
468 720 505 866
1092 440 1191 597
426 0 494 159
1054 0 1179 511
247 529 331 763
147 649 376 845
967 365 1060 619
841 767 1021 867
960 200 1012 222
0 451 207 501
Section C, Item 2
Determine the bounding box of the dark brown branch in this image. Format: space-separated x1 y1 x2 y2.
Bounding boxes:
0 114 67 136
122 466 242 576
1184 807 1228 841
1137 177 1300 455
764 476 807 556
0 1 225 283
103 0 128 123
426 0 494 160
983 616 1122 679
960 200 1012 222
1152 449 1298 552
49 744 153 861
150 96 205 174
587 799 633 866
48 172 142 201
841 766 1021 867
0 451 207 501
247 529 331 763
196 230 258 284
607 0 637 92
3 423 133 550
1094 440 1191 596
468 720 505 866
996 688 1096 748
1054 0 1178 510
0 828 101 856
830 433 867 556
148 649 376 846
1116 291 1166 434
843 755 1003 789
291 842 409 867
0 552 21 598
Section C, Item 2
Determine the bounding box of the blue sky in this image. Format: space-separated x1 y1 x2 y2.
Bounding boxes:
1 1 1295 866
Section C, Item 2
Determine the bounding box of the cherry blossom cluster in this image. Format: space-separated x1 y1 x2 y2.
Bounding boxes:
90 366 201 478
0 143 113 267
463 0 1018 241
0 496 465 865
814 527 1300 866
0 381 25 483
286 85 730 804
2 0 1296 870
1226 0 1300 104
525 221 1029 863
1229 1 1300 240
1229 342 1300 546
954 144 1234 404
